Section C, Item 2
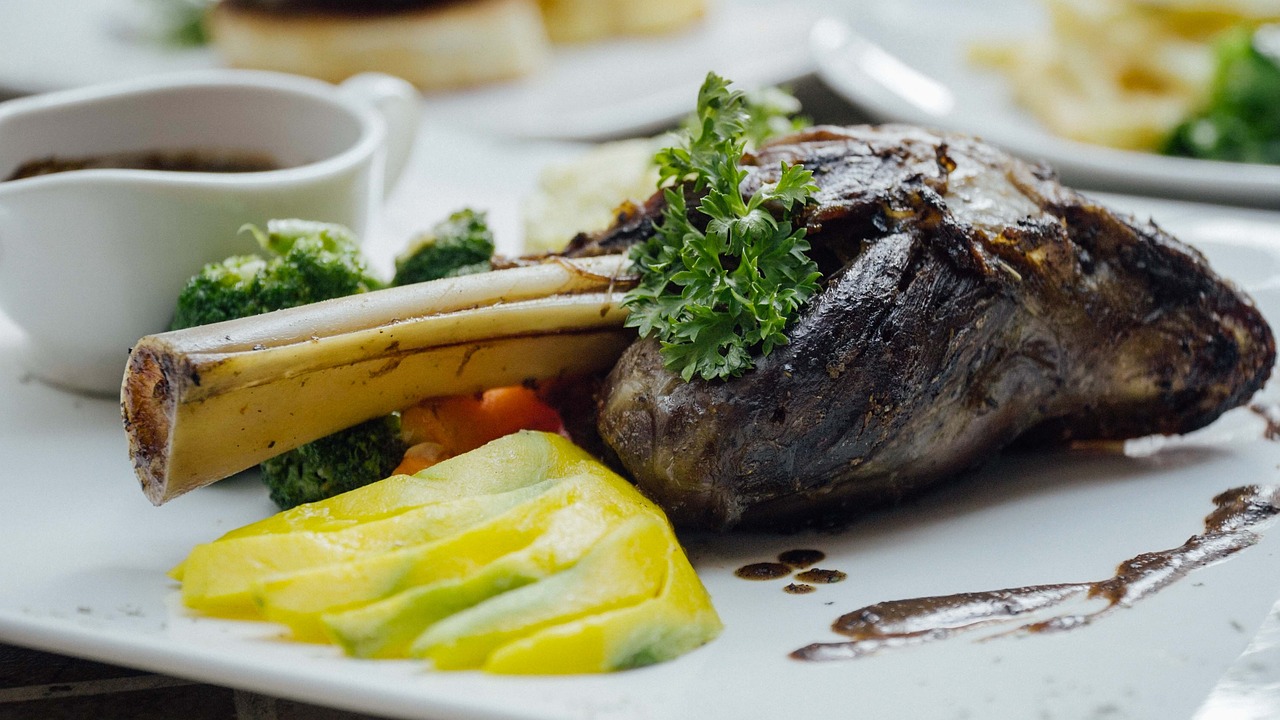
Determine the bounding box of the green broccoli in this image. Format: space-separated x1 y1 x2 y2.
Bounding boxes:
172 220 382 329
169 254 269 330
259 415 406 509
1163 26 1280 165
392 209 495 286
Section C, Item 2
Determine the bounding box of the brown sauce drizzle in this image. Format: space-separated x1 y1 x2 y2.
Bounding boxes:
792 485 1280 662
778 549 826 569
795 569 847 584
735 562 792 581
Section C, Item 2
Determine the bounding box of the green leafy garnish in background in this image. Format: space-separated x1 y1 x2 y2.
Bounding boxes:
1163 25 1280 164
714 84 810 151
623 73 820 382
147 0 213 47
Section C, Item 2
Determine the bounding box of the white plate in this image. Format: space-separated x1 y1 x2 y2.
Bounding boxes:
3 174 1280 718
809 1 1280 207
0 0 818 140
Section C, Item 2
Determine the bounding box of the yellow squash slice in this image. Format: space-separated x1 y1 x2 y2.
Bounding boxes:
173 431 721 673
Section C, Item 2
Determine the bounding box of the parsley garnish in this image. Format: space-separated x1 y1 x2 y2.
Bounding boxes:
622 73 820 382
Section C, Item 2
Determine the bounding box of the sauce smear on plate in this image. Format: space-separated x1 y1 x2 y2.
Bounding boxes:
793 485 1280 661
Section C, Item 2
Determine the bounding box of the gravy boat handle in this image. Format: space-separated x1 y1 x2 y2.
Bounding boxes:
338 73 422 197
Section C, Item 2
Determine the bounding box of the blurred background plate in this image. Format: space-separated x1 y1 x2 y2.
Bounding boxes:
0 0 217 95
0 0 819 140
426 1 820 140
810 1 1280 207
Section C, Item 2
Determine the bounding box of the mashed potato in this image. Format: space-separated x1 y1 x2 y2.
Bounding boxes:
521 137 663 254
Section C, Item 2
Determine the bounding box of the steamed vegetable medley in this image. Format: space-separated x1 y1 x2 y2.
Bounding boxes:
174 432 722 673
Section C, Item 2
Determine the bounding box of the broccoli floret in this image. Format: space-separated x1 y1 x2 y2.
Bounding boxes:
259 415 406 509
392 209 495 286
171 219 382 330
169 254 269 329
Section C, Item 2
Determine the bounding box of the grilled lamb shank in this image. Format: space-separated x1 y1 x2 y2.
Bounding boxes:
571 125 1275 531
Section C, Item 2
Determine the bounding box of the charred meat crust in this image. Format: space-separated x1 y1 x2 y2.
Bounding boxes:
585 124 1276 530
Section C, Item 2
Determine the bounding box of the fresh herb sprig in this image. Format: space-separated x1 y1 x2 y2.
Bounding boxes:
679 83 810 151
623 73 820 382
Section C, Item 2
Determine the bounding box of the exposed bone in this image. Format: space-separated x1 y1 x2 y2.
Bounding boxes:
122 255 635 505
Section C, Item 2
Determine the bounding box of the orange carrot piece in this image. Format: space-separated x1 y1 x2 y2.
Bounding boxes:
392 441 450 477
397 386 565 474
472 386 564 440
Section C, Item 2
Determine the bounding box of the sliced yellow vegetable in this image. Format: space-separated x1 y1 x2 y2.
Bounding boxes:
181 482 548 617
322 483 643 658
409 513 670 670
484 540 722 674
256 472 634 640
173 431 722 673
221 431 578 539
178 432 587 610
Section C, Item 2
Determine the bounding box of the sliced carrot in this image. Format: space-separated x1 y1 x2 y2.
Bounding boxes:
397 386 566 474
392 441 450 477
471 386 564 440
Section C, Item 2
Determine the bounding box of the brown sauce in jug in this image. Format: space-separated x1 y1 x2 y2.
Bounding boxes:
5 149 281 181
